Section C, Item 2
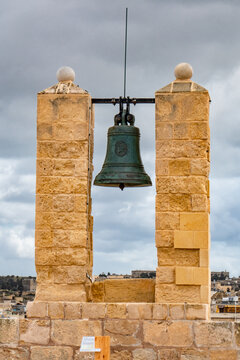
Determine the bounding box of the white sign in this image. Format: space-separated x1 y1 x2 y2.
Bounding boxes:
80 336 101 352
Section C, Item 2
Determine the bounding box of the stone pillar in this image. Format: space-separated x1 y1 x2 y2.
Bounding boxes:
155 63 210 306
35 67 94 301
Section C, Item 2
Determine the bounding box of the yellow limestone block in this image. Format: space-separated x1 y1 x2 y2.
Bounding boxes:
175 266 209 286
199 249 209 267
169 159 190 176
174 231 208 249
180 213 209 231
200 285 210 304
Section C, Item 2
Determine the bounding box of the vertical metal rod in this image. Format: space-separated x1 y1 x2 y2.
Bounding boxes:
124 8 128 98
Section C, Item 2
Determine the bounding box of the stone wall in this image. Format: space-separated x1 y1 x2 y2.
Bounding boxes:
35 82 94 302
155 76 210 305
0 303 240 359
91 279 155 303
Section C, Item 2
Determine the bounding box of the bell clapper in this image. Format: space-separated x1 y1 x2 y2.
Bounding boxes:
119 183 125 191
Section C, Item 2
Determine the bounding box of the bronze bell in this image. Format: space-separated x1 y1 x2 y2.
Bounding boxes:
94 101 152 190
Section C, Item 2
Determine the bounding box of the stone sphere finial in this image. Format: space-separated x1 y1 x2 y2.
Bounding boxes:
56 66 75 82
174 63 193 80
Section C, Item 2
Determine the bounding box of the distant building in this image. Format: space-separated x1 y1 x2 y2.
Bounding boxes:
22 278 36 292
131 270 156 279
211 271 229 281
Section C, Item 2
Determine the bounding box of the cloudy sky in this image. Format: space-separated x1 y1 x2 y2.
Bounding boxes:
1 0 240 277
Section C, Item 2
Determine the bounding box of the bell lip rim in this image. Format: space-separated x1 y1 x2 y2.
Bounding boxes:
93 184 152 187
93 181 152 187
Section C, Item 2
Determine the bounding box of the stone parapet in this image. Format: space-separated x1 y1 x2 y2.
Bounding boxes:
26 301 208 321
1 316 240 359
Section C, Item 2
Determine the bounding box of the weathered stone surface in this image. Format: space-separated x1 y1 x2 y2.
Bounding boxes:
186 304 208 320
234 323 240 346
82 303 105 319
31 346 73 360
155 93 209 123
52 212 88 230
64 302 81 319
155 194 169 212
37 140 88 159
36 159 54 176
48 302 64 319
156 140 209 159
106 303 127 319
53 195 75 212
36 176 87 195
35 212 53 230
36 194 53 211
133 348 157 360
74 351 95 360
19 319 50 345
191 158 210 176
0 319 18 344
74 159 88 177
127 304 152 320
157 248 199 267
143 321 193 346
37 123 53 140
36 266 54 284
152 304 168 320
35 230 53 248
155 284 200 303
158 348 180 360
191 194 208 212
194 322 233 347
91 281 104 302
156 159 169 175
52 121 88 141
104 320 140 346
173 177 208 194
156 177 208 195
169 304 185 320
53 159 75 176
51 320 102 346
0 347 29 360
168 194 191 212
26 302 47 318
156 194 191 212
35 248 55 266
54 248 87 266
156 122 173 139
75 195 88 212
169 159 190 175
173 122 189 140
156 266 175 284
155 212 180 230
35 284 86 302
155 230 174 248
209 350 237 360
111 350 132 360
53 230 87 248
92 279 155 303
53 266 86 284
189 121 209 140
180 349 209 360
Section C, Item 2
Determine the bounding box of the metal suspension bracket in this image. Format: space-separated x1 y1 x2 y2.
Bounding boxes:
92 97 155 105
